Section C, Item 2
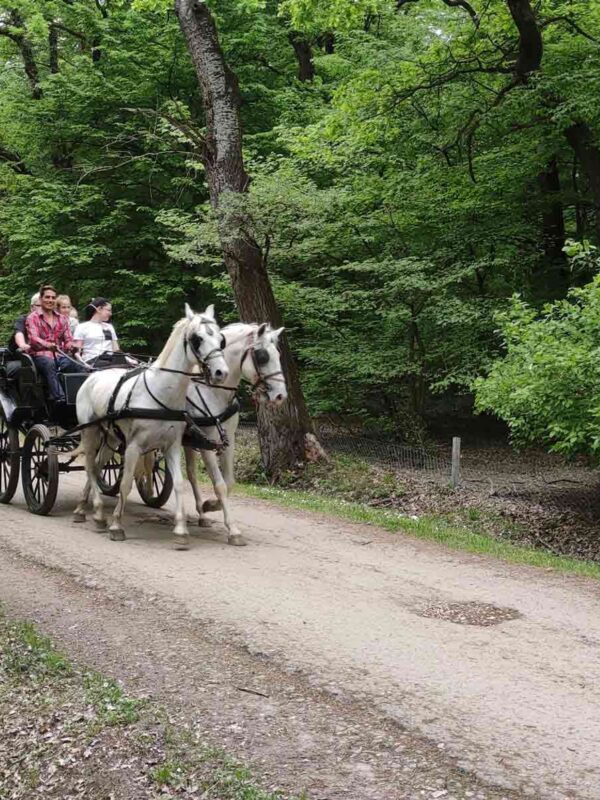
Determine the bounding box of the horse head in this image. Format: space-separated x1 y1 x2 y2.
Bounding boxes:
241 323 287 406
184 303 229 384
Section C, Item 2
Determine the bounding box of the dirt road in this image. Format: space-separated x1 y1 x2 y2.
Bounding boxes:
1 473 599 800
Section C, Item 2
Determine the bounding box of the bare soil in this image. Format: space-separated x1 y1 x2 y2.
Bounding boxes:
1 473 599 800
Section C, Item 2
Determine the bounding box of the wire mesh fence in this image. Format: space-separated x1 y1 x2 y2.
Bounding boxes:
237 420 600 521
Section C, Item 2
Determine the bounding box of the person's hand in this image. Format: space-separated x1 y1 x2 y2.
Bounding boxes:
19 343 31 353
46 342 57 352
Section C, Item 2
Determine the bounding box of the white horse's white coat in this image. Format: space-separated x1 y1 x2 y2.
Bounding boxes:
184 322 287 546
73 305 229 549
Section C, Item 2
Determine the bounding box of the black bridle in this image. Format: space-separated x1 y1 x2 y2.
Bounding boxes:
240 345 285 396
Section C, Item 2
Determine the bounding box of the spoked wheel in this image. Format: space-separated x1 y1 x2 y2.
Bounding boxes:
136 450 173 508
21 424 59 515
97 449 124 496
0 411 20 504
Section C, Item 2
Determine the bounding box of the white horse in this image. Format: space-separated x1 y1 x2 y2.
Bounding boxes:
73 304 229 549
184 322 287 546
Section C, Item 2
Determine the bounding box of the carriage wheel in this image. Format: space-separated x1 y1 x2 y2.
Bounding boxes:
136 451 173 508
97 449 123 496
0 411 20 504
21 424 59 515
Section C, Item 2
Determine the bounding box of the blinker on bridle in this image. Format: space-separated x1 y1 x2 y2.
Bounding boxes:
240 343 285 393
184 321 225 379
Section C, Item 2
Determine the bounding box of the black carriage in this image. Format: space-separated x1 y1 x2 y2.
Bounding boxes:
0 349 173 514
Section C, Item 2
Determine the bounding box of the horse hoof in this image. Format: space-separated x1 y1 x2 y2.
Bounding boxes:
72 512 86 524
109 529 126 542
173 534 190 550
202 499 222 513
228 534 247 547
198 518 213 528
94 519 107 531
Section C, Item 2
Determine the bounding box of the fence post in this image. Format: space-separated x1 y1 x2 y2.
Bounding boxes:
451 436 461 488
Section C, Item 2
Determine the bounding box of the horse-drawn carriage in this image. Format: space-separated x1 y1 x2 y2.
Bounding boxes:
0 349 172 514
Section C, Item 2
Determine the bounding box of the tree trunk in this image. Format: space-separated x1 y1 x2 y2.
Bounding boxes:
565 123 600 242
505 0 543 76
288 32 314 82
6 11 42 99
319 32 335 54
174 0 316 478
49 24 59 74
534 157 568 298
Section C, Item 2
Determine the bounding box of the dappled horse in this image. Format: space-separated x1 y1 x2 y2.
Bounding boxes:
73 305 229 549
184 322 287 546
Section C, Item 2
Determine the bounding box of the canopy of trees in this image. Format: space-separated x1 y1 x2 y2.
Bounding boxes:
1 0 599 442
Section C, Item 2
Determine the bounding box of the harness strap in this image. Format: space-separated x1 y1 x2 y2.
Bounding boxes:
187 396 240 428
107 365 146 416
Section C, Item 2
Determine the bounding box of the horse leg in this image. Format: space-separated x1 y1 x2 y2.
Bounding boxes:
220 427 236 493
108 441 141 541
200 449 219 515
185 447 211 527
72 477 91 523
165 443 190 550
203 449 245 547
73 429 102 525
203 428 237 513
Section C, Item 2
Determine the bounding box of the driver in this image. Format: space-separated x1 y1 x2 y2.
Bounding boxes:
26 285 80 403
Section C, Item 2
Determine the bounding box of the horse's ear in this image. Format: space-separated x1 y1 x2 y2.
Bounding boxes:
204 304 215 321
272 326 285 342
184 303 194 321
257 322 268 338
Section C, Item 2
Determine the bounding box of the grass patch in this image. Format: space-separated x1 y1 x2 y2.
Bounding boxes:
0 607 299 800
84 671 145 726
237 483 600 581
1 618 72 680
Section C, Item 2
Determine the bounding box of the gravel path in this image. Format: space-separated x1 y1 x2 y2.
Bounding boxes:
0 473 598 799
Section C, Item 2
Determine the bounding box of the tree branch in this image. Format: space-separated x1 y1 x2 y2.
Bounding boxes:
440 0 479 27
0 144 30 175
397 0 478 25
541 15 600 46
123 107 205 151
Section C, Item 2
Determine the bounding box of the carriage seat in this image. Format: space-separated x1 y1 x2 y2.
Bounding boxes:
0 348 39 384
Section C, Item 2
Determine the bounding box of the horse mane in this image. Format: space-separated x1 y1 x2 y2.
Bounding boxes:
222 322 269 347
153 318 187 368
154 314 219 367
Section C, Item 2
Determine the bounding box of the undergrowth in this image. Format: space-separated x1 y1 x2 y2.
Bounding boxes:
235 435 407 504
231 435 600 581
0 607 298 799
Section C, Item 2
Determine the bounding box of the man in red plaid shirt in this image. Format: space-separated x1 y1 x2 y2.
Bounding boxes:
26 285 80 403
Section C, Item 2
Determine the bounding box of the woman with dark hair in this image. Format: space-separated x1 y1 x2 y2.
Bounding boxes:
73 298 119 366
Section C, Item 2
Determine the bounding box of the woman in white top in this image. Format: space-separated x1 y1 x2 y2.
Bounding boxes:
73 297 119 366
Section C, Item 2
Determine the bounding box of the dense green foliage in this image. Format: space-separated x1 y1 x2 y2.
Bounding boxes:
475 243 600 457
1 0 600 436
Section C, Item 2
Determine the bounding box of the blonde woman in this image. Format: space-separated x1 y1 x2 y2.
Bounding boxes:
56 294 78 334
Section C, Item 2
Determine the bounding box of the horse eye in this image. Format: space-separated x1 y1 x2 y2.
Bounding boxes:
190 333 202 350
255 348 270 366
220 334 226 350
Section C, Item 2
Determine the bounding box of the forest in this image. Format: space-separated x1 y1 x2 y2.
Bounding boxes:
1 0 600 464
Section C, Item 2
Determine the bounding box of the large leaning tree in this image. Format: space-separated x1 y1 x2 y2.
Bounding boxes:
174 0 319 478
